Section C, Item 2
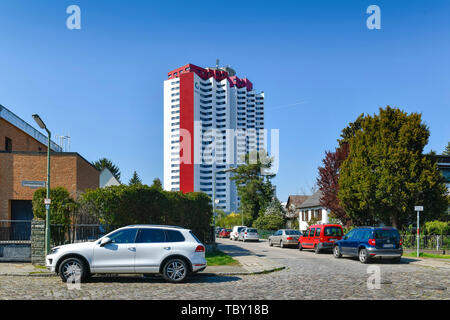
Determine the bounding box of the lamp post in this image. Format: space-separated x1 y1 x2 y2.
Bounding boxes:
32 114 51 255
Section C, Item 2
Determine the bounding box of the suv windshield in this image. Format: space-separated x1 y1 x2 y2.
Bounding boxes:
285 230 301 235
324 227 342 237
373 229 399 240
246 228 257 233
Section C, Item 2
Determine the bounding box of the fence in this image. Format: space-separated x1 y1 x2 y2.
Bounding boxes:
401 234 450 251
257 230 276 240
0 220 32 242
50 224 112 247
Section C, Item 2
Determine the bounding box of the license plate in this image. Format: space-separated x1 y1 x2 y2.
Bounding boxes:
383 244 394 248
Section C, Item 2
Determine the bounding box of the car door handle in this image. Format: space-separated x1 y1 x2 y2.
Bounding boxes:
128 247 136 252
164 247 171 250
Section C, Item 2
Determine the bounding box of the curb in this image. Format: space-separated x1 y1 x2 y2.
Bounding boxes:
196 266 285 276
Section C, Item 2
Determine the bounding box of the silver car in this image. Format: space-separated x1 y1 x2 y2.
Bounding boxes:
269 229 302 248
238 228 259 242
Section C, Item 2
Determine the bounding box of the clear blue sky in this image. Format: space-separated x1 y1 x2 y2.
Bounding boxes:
1 0 449 201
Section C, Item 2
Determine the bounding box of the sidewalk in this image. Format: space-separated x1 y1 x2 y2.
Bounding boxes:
402 256 450 270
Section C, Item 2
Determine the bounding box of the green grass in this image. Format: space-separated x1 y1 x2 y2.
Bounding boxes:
34 265 47 269
206 250 240 266
404 252 450 259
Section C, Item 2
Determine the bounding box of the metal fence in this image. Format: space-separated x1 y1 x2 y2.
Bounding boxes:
50 224 112 247
0 220 32 242
401 234 450 250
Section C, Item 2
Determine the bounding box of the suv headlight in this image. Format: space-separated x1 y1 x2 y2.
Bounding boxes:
50 247 59 255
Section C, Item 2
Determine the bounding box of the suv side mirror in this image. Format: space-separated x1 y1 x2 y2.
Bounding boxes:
100 237 111 247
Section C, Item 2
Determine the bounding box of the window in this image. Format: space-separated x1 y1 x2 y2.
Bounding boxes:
166 230 185 242
5 137 12 152
108 228 138 244
309 228 315 237
324 227 343 237
315 228 321 237
136 229 166 243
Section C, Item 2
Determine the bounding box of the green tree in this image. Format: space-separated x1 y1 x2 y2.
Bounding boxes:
424 220 449 235
32 187 77 245
128 171 142 186
253 198 285 230
92 158 121 182
231 151 275 225
151 178 163 190
338 106 448 229
443 142 450 156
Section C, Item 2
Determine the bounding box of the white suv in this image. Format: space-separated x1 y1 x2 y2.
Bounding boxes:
230 226 247 241
46 225 207 283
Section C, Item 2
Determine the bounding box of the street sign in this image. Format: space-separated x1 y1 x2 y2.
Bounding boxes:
414 206 423 211
44 198 51 205
22 180 46 189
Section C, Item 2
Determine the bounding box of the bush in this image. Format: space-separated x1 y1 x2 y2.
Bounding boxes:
424 220 450 235
79 185 213 243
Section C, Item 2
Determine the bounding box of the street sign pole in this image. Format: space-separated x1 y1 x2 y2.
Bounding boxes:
414 206 423 258
416 210 420 258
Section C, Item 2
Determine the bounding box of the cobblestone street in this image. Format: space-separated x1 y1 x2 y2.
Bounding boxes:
0 239 448 300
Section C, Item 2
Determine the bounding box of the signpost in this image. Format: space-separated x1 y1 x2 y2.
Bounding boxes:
414 206 423 257
22 180 46 189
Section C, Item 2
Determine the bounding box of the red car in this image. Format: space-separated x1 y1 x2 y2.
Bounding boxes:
299 224 344 254
218 229 231 238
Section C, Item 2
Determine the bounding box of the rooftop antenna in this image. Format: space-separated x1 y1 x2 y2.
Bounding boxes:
56 134 71 152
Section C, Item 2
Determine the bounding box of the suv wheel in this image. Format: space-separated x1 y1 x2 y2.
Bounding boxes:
333 245 342 258
359 248 370 264
58 257 88 283
314 244 321 254
162 258 188 283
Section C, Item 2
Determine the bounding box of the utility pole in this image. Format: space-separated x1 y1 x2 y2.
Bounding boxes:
415 206 423 258
32 114 52 254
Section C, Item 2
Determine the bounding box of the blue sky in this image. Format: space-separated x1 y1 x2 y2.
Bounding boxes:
0 0 449 201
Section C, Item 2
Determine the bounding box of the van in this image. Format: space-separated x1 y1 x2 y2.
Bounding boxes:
230 226 247 241
299 224 344 254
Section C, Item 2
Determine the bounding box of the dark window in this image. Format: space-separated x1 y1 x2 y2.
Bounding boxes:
309 228 315 237
315 228 321 237
189 231 202 243
285 230 301 235
324 227 343 237
345 229 356 239
136 228 166 243
373 229 400 240
166 230 185 242
108 228 138 244
5 137 12 152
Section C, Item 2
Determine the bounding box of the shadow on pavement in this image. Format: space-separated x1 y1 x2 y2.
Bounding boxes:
88 274 241 284
216 241 257 257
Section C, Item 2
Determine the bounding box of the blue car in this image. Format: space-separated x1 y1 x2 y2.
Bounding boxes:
333 227 403 263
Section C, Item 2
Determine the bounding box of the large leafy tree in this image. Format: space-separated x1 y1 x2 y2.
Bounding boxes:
338 106 448 229
231 151 275 225
317 114 364 227
92 158 121 182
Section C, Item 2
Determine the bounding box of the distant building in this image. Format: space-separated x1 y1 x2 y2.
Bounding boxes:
0 104 99 222
435 155 450 215
285 195 309 229
163 63 265 213
100 168 121 187
297 190 330 231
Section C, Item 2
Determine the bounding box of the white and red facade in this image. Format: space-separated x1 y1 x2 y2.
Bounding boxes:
163 63 265 212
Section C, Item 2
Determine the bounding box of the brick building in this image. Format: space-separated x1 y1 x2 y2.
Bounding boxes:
0 105 99 222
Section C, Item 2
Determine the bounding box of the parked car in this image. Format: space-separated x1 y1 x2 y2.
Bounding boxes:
299 224 344 253
45 225 207 283
218 229 231 238
269 229 302 248
230 225 247 241
333 227 403 263
215 227 223 236
238 228 259 242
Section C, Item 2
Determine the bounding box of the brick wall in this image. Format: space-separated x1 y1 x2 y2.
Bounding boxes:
0 152 99 220
0 118 47 152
